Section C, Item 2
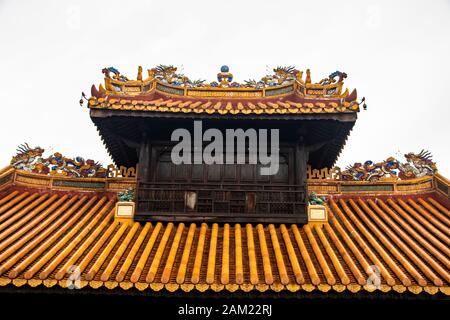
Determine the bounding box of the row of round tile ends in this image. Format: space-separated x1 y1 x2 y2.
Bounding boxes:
1 277 447 295
88 98 359 114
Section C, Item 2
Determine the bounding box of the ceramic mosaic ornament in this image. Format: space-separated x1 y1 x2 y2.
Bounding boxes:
10 143 107 178
338 150 437 181
11 143 436 182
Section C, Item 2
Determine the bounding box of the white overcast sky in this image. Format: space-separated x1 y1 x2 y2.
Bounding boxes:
0 0 449 176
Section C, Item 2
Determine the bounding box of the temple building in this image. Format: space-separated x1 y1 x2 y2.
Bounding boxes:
0 65 448 301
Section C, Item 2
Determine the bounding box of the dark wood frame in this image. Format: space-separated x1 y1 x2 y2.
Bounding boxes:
136 181 306 224
90 112 356 224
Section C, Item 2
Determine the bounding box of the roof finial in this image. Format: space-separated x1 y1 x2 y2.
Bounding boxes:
217 65 233 87
137 66 143 81
305 69 311 84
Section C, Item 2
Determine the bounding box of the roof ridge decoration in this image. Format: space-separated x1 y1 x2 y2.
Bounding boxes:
310 150 437 181
9 144 436 182
87 65 360 101
10 143 107 178
105 64 303 89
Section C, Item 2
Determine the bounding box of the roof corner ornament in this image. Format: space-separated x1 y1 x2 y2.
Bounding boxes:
360 97 367 110
318 71 347 85
102 67 129 82
79 92 88 106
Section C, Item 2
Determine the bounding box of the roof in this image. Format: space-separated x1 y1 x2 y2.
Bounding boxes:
86 65 361 169
87 66 360 116
0 167 449 297
87 90 359 116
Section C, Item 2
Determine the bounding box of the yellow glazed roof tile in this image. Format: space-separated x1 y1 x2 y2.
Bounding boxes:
0 187 449 296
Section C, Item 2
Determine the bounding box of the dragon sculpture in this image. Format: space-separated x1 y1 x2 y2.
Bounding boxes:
338 151 437 181
243 79 265 89
10 143 45 172
245 66 299 88
144 65 302 88
398 150 437 180
318 71 347 85
153 65 184 84
117 188 135 202
271 66 299 85
309 192 327 205
102 67 129 82
151 65 206 88
186 79 206 88
10 144 107 178
101 65 348 90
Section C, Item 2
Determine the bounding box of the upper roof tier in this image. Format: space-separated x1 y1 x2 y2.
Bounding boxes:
87 65 361 115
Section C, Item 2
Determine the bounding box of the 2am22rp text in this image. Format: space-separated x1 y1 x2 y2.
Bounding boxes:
178 304 272 317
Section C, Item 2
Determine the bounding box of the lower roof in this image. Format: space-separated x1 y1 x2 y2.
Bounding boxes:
0 185 449 297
